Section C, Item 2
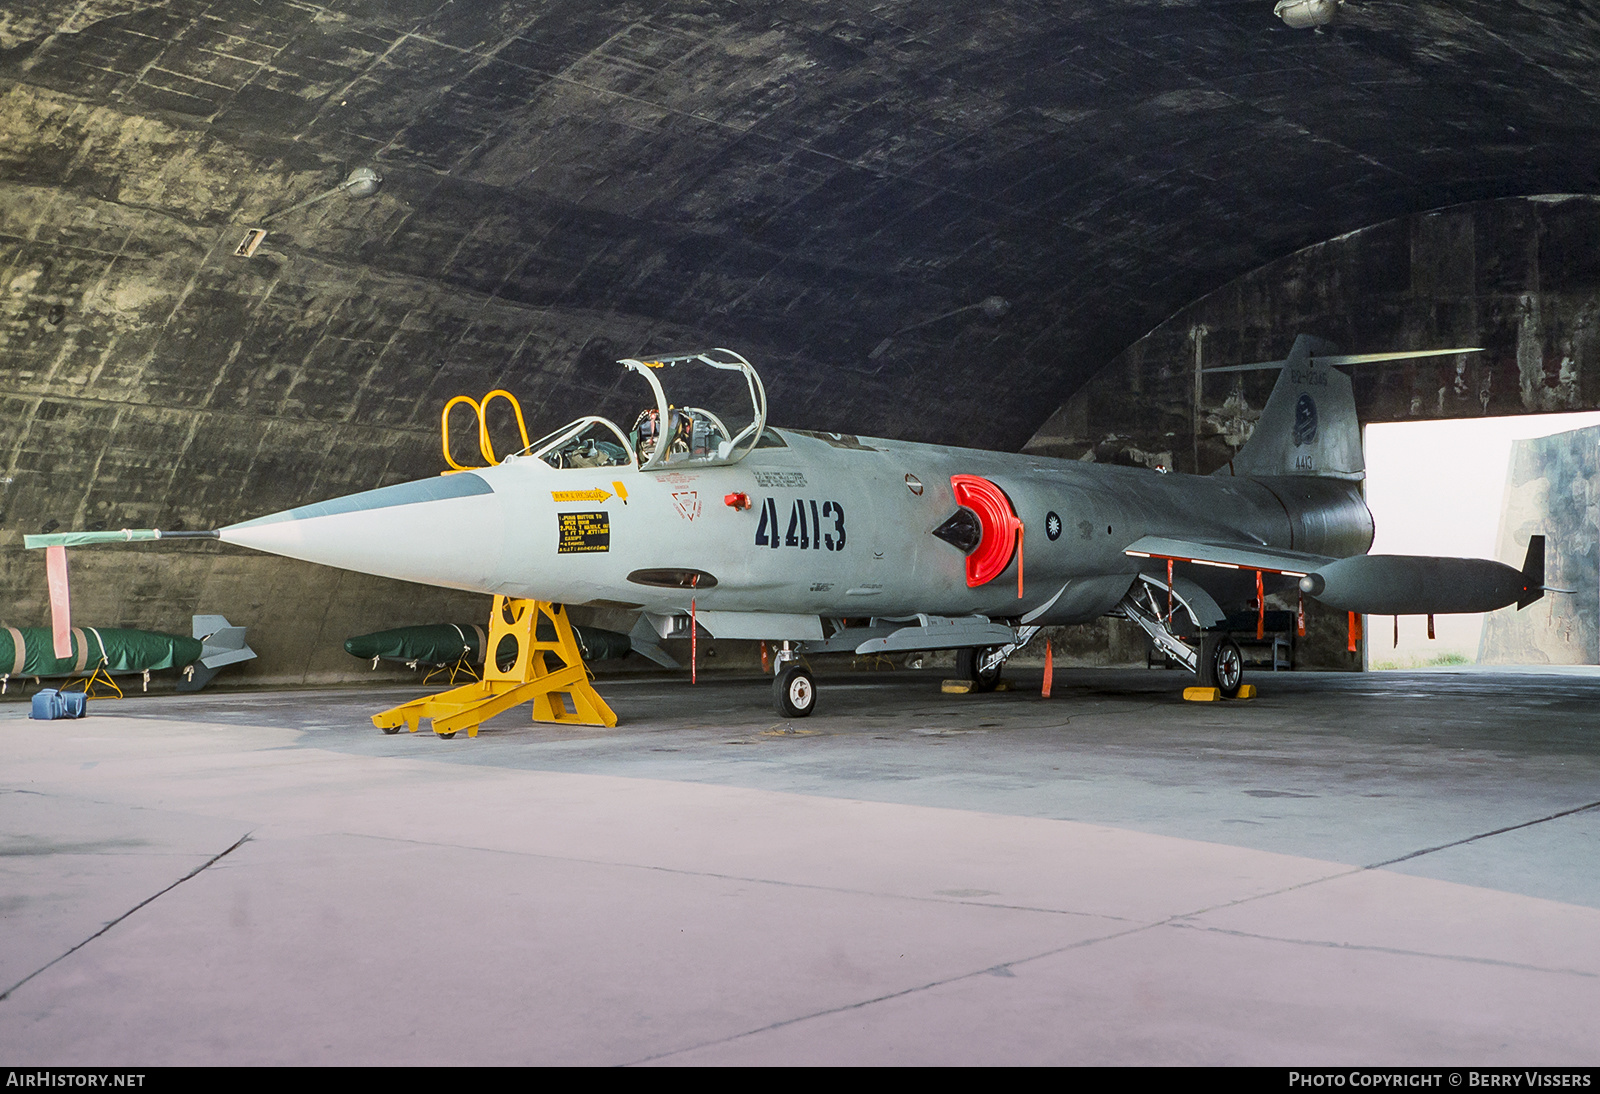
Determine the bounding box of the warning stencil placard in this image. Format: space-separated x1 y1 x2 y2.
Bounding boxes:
558 511 610 553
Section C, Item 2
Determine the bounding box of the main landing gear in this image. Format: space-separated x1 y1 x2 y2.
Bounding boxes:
1118 575 1245 699
955 645 1005 693
1197 634 1244 698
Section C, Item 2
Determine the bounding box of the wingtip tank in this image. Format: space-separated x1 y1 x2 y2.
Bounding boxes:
1298 537 1549 616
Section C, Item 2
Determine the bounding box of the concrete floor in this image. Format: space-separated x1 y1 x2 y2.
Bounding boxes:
2 666 1597 1065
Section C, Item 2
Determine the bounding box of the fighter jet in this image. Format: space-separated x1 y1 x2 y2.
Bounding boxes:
26 337 1550 718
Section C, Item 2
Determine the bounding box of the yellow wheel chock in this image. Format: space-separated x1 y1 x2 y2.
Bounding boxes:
1183 684 1257 702
372 598 617 739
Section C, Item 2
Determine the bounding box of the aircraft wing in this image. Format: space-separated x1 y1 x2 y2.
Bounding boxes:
1123 535 1336 577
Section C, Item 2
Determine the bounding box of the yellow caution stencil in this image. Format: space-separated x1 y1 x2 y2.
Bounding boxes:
612 481 629 505
551 488 612 503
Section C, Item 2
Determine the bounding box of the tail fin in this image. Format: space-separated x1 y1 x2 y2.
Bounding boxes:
1225 334 1363 480
1517 535 1545 609
1218 336 1482 480
177 615 256 691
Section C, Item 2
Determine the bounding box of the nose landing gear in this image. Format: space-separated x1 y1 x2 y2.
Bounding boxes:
771 641 817 717
766 622 1040 715
773 664 817 717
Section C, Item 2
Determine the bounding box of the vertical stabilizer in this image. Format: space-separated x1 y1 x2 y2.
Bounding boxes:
1517 534 1546 609
1226 334 1364 480
177 615 256 691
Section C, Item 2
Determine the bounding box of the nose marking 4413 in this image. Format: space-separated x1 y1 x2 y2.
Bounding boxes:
755 497 846 551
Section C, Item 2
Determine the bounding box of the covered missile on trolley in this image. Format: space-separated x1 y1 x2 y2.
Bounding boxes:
1 615 256 692
344 620 634 669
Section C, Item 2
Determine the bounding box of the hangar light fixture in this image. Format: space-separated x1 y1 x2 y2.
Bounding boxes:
258 167 384 224
234 167 384 257
1274 0 1343 29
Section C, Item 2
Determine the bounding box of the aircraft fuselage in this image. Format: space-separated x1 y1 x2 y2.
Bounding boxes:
222 426 1373 629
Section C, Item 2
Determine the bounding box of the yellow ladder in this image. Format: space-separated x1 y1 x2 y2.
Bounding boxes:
372 598 617 738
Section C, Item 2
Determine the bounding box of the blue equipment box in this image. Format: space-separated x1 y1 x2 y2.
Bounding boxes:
31 688 87 720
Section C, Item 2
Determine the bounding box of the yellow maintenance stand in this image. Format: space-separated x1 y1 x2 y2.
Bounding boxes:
372 598 617 738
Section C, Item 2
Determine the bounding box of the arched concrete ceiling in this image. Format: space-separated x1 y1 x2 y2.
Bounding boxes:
4 0 1600 451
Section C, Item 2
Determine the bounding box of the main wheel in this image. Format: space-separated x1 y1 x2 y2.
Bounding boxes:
1198 635 1244 698
956 646 1004 693
773 666 817 718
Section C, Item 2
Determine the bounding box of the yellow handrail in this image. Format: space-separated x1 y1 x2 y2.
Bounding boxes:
477 389 531 466
440 390 533 471
441 395 484 471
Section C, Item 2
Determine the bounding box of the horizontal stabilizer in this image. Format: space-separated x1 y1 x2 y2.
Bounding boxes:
1203 347 1483 374
199 641 255 670
192 616 256 677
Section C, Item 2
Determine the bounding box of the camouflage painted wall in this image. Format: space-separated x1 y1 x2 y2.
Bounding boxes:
1480 427 1599 666
0 86 679 686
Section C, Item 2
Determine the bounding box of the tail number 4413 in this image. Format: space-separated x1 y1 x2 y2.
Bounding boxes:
755 498 846 551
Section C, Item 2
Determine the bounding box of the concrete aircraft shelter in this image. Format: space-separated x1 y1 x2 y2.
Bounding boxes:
3 0 1600 1068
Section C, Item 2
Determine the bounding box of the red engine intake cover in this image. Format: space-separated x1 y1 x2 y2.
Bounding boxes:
950 474 1023 588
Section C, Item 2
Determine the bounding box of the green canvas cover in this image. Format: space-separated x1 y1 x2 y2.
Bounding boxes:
344 622 631 666
569 625 631 662
531 618 631 660
0 626 204 677
344 624 484 664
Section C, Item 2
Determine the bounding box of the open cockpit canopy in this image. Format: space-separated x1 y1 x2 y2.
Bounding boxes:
621 349 768 471
516 348 768 472
522 416 634 470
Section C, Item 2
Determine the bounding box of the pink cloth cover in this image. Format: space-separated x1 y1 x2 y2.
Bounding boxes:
46 545 71 659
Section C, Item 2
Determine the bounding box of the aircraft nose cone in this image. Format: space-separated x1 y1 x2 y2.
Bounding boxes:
220 472 506 590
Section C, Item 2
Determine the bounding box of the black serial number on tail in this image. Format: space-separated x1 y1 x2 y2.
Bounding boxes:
755 498 846 551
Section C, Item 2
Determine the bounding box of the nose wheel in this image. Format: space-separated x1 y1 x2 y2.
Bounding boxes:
773 665 817 718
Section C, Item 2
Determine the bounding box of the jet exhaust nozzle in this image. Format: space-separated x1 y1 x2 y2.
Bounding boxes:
1299 536 1547 615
